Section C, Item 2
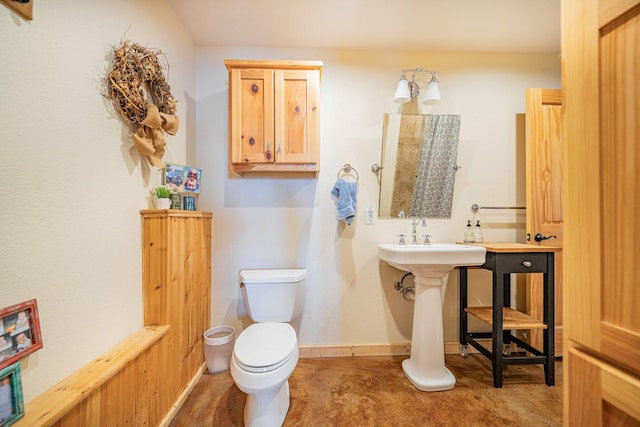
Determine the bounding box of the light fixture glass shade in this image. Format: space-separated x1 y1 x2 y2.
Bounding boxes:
393 79 411 103
423 81 441 104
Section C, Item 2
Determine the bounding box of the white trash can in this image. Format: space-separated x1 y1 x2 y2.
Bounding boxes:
203 326 235 374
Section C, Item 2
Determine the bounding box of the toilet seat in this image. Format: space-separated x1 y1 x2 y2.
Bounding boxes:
234 322 298 373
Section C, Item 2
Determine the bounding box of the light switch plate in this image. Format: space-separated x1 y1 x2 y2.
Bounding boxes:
365 207 376 225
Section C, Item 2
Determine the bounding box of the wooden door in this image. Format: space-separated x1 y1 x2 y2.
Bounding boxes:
274 69 320 164
229 68 275 164
563 0 640 424
525 88 563 356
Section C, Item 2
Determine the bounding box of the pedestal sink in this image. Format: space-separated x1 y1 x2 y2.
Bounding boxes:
378 243 486 391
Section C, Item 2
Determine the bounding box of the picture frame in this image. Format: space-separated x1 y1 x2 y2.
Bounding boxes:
170 193 182 210
163 163 185 193
182 167 202 194
163 163 202 195
0 299 43 371
0 363 24 426
183 195 197 211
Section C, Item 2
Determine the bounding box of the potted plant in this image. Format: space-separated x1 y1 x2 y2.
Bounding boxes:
150 185 173 209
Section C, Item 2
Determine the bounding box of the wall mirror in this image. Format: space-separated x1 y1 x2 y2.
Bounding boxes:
378 113 461 219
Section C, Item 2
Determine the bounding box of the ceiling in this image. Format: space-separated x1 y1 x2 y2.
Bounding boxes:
167 0 560 53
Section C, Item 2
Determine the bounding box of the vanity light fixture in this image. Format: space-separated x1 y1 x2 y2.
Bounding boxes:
423 73 441 104
393 68 440 105
393 71 412 103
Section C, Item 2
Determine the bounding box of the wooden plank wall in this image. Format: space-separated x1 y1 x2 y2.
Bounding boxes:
15 211 212 426
141 210 212 415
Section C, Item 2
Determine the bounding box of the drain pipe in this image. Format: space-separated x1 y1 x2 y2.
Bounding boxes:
394 272 415 302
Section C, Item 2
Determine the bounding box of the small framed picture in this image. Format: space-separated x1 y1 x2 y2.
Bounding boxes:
183 167 202 194
0 299 43 371
183 195 197 211
163 163 185 193
170 193 182 210
0 363 25 426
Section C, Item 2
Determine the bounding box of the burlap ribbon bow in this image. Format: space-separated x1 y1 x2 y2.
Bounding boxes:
132 103 179 168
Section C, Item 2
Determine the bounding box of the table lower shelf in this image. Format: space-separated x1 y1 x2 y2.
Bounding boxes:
465 307 547 330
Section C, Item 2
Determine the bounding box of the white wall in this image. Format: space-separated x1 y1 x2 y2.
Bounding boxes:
196 48 560 347
0 1 195 400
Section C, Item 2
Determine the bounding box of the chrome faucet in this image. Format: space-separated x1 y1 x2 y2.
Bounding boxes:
411 218 427 245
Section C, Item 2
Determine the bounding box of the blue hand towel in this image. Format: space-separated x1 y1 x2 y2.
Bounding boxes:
331 178 358 225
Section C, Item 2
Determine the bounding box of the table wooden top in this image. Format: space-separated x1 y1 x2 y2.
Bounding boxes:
140 210 213 218
458 242 561 253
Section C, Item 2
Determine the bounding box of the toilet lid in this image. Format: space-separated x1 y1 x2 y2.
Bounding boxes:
234 323 297 372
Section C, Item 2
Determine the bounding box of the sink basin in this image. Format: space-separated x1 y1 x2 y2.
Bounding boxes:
377 243 486 273
377 242 486 392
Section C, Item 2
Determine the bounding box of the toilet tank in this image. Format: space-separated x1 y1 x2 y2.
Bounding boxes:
239 268 306 322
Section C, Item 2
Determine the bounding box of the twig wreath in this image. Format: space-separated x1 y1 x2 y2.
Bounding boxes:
106 40 179 168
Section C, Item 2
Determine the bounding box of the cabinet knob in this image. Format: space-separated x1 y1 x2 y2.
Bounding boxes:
251 84 259 93
522 261 532 268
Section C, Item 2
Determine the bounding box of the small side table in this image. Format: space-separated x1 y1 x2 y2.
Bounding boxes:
458 242 559 388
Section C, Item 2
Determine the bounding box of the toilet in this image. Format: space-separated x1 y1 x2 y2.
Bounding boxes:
230 268 306 427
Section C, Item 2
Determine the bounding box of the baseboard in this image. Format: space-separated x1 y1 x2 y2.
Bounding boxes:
160 363 206 427
299 341 480 358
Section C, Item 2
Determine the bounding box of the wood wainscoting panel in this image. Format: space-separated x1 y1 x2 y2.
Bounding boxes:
141 210 212 414
17 326 169 426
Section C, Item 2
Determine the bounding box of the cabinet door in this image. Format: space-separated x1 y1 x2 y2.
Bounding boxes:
274 69 320 164
229 68 275 164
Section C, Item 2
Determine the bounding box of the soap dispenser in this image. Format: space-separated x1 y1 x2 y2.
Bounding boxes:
464 220 475 243
474 220 484 243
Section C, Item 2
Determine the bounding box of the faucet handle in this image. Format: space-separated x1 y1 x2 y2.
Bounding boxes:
397 234 406 245
422 234 432 244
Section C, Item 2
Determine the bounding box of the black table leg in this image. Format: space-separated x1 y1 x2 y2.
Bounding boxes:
543 256 555 386
492 269 504 388
502 273 512 352
459 267 468 351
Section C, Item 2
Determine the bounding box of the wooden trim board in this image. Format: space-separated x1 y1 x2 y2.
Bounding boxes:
0 0 32 20
299 341 481 358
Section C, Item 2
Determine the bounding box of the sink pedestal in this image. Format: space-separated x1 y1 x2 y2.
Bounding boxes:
402 268 455 391
376 243 487 392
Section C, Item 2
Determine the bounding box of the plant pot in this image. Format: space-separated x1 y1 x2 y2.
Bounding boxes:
155 198 171 209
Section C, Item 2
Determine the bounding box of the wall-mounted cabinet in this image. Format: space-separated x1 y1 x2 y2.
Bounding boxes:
225 60 322 177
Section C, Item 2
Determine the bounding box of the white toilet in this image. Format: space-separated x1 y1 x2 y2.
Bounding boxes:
230 268 306 427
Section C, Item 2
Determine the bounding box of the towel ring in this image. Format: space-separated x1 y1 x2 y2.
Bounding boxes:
337 164 359 181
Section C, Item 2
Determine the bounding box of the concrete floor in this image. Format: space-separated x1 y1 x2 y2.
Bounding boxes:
171 354 562 426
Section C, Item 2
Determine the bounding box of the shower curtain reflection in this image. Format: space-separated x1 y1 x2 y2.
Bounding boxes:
410 115 460 218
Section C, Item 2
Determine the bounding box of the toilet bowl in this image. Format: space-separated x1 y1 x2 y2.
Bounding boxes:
231 323 299 426
230 268 306 427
